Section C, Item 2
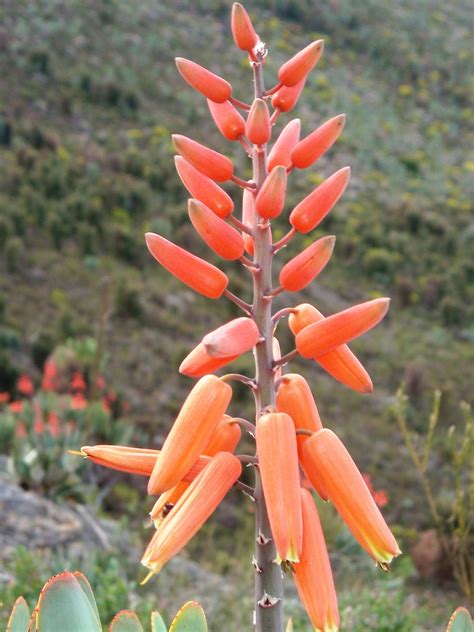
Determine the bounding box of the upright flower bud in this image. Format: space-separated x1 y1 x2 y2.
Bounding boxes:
267 119 301 171
246 98 271 145
231 3 259 52
179 342 240 378
242 188 255 255
203 317 260 358
175 58 232 103
207 99 246 141
145 233 229 299
142 453 242 577
172 134 234 182
289 304 373 393
295 298 390 358
290 167 351 233
148 376 232 494
279 235 335 292
303 429 401 566
293 489 340 632
188 199 245 260
272 79 306 113
256 412 303 562
291 115 345 170
278 40 324 87
255 166 287 219
79 445 209 480
175 157 234 218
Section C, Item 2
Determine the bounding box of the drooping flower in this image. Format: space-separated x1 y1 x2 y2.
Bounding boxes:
172 134 234 182
256 412 303 562
188 199 245 260
148 375 232 494
303 429 401 567
142 452 241 578
293 488 339 632
202 317 260 358
207 99 246 141
175 156 234 218
272 79 306 113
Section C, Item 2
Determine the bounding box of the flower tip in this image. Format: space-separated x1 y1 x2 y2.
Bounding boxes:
336 113 346 126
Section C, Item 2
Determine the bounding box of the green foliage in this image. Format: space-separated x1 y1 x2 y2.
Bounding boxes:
2 568 207 632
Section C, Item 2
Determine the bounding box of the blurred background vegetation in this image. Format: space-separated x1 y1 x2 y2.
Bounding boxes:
0 0 472 629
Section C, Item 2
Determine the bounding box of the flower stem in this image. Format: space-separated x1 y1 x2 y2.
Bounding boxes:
251 50 284 632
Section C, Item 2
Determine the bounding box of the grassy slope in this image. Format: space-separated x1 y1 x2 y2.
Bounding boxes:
0 0 472 625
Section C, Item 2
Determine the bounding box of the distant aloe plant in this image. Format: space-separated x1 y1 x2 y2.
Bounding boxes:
5 571 207 632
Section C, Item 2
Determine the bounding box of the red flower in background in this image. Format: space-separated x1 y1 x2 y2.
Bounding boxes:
47 412 61 437
71 393 87 410
70 371 86 392
17 374 34 397
9 401 23 413
0 392 10 404
41 360 57 391
362 473 389 508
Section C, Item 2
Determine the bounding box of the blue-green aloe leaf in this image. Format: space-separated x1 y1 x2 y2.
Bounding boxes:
446 607 473 632
151 611 167 632
169 602 207 632
72 571 101 627
108 610 144 632
6 596 30 632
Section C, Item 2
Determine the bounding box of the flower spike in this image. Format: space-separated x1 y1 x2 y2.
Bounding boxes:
145 232 229 299
175 57 232 103
267 119 301 171
231 3 259 52
148 375 232 494
188 199 245 260
291 114 345 170
279 235 335 292
207 99 246 141
295 298 390 358
278 40 324 87
289 304 373 393
293 489 340 632
174 157 234 218
143 452 242 577
303 429 401 566
172 134 234 182
290 167 351 233
256 412 303 563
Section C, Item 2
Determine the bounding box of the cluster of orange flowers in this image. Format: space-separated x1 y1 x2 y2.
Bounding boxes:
79 5 400 630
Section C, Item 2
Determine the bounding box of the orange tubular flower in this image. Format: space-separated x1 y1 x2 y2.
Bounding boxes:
255 166 287 219
275 373 327 501
303 429 401 566
289 304 373 393
175 58 232 103
279 235 335 292
267 119 301 171
79 445 210 480
295 298 390 359
174 157 234 218
172 134 233 182
202 317 260 358
242 188 255 255
142 452 242 577
293 489 339 632
179 342 240 378
291 114 346 170
150 415 241 525
278 40 324 87
272 79 306 113
148 375 232 494
145 232 228 299
188 199 245 260
207 99 246 141
231 3 259 52
290 166 351 234
256 412 303 563
246 98 271 145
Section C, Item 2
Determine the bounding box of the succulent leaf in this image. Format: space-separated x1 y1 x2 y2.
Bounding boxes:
169 602 207 632
35 571 101 632
6 596 30 632
151 611 167 632
446 607 473 632
72 571 101 626
285 618 294 632
108 610 144 632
